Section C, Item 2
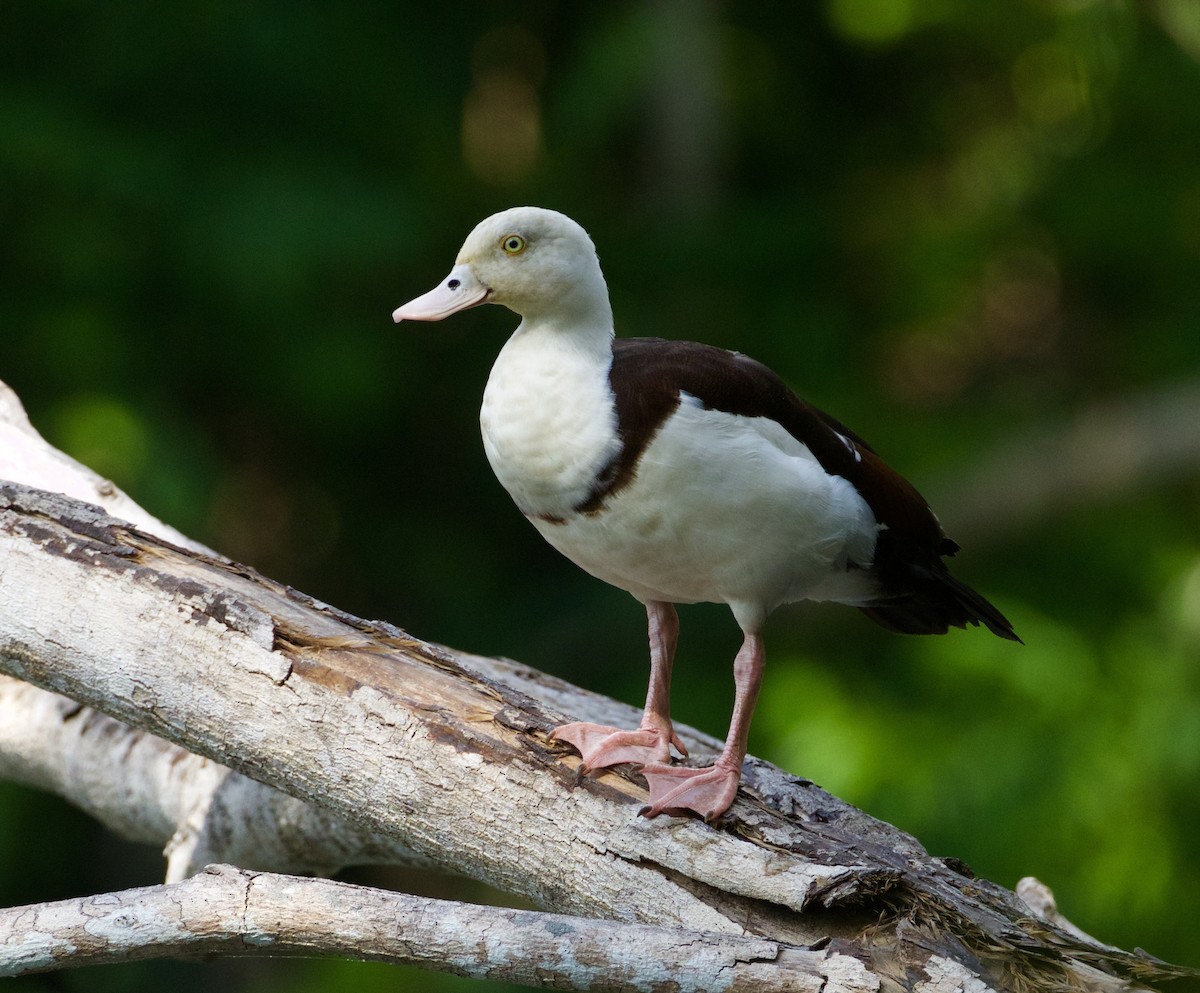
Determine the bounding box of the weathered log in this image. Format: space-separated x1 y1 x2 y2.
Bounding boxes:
0 378 1194 991
0 480 1192 991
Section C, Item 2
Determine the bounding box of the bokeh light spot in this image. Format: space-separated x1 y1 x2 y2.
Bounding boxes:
827 0 914 45
48 394 149 489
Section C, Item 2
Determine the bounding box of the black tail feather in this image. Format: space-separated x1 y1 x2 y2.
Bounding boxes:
860 568 1021 643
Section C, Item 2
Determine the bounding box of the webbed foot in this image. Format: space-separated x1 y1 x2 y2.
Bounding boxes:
551 722 687 772
638 761 740 821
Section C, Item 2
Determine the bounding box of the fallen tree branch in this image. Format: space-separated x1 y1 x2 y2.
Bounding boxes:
0 378 1195 991
1 863 874 990
1 480 1193 990
0 378 431 882
0 480 874 934
0 674 432 881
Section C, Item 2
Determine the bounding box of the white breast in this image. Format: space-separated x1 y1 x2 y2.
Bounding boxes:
479 323 620 521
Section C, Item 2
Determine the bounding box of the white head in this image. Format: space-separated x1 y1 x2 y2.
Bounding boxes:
392 207 612 329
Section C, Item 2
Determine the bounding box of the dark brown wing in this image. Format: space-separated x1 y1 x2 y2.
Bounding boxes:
598 338 1019 642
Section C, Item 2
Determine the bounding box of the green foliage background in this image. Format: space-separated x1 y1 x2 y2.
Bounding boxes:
3 2 1200 990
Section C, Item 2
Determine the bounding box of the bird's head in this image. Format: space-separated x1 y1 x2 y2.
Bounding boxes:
392 206 610 327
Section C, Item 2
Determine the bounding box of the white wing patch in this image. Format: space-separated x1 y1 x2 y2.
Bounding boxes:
835 431 862 462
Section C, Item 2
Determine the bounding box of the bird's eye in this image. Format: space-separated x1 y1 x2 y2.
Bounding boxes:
501 234 526 255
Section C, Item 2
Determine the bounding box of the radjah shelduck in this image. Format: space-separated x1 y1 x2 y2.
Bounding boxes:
393 206 1019 822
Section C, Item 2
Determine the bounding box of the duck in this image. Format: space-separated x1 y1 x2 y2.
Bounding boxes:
393 206 1019 822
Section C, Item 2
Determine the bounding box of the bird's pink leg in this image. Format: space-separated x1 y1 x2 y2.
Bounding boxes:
552 601 688 771
639 630 764 821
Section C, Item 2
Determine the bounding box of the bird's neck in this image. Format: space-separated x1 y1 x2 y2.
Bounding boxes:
507 263 615 349
509 296 615 365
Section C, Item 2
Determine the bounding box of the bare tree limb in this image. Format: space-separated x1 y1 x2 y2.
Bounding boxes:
0 378 432 882
1 480 1194 990
0 863 878 991
0 377 1196 991
0 674 434 880
0 481 869 933
0 380 203 552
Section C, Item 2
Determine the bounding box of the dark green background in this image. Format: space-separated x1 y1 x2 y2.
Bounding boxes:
3 2 1200 990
